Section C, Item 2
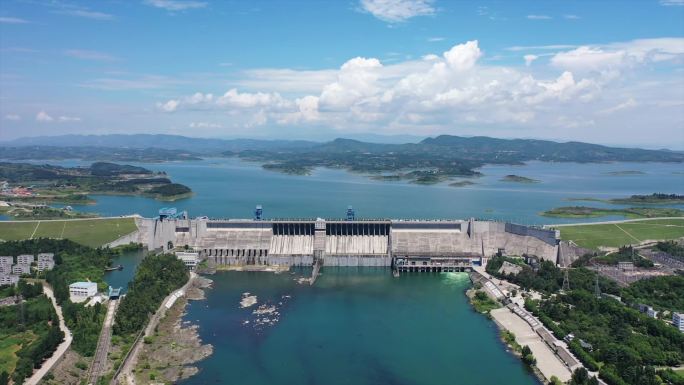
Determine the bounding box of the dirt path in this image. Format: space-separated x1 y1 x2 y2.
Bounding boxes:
24 284 73 385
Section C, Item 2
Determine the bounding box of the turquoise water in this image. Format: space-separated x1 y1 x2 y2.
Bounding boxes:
103 249 145 293
179 269 539 385
16 158 684 224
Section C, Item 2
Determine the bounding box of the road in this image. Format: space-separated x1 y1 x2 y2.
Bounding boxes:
115 272 196 385
87 298 119 384
24 283 73 385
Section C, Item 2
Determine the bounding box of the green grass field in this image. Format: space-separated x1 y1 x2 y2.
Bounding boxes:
556 218 684 249
0 331 36 376
0 218 137 248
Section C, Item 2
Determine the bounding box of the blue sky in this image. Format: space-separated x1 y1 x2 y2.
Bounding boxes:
1 0 683 148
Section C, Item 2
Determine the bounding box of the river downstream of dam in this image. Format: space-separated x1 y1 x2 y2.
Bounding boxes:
178 269 539 385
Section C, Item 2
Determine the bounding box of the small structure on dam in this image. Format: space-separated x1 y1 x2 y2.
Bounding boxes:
136 207 561 274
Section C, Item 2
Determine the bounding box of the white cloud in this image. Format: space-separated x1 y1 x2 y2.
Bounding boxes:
524 54 538 66
64 49 118 61
427 37 445 42
564 14 580 20
0 17 28 24
320 57 383 110
4 114 21 121
359 0 435 22
58 116 82 122
442 40 482 71
189 122 222 128
660 0 684 5
216 89 285 108
36 111 54 122
58 9 114 20
550 38 684 72
527 15 552 20
157 100 180 112
152 39 684 143
598 98 638 115
144 0 207 11
34 111 82 122
506 44 577 52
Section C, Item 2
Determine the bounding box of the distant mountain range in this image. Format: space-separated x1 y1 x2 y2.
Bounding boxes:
1 134 317 152
1 134 683 165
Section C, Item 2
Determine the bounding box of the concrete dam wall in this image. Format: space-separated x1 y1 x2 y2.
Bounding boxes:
139 217 560 269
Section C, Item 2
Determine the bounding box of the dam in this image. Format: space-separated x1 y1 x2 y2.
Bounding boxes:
133 208 563 273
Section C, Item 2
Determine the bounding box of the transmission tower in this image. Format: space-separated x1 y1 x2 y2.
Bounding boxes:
594 272 601 299
562 269 570 292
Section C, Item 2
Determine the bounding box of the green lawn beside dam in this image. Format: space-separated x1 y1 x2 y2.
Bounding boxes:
0 218 137 247
556 218 684 249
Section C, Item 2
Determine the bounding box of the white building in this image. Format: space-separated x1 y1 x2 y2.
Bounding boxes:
0 256 13 265
617 261 634 271
0 265 11 275
17 254 34 265
0 274 19 286
37 253 54 262
69 282 98 303
37 260 55 272
12 264 31 275
175 251 200 270
647 307 658 319
673 312 684 333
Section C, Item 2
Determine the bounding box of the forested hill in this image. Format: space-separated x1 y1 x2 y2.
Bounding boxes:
419 135 684 163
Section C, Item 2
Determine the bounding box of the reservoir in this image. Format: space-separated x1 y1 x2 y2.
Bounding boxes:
179 269 539 385
19 157 684 224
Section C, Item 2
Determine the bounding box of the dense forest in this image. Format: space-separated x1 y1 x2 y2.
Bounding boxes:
0 282 63 384
114 253 188 336
621 275 684 312
526 291 684 385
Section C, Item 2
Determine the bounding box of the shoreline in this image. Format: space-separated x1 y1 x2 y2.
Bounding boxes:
130 275 214 384
465 279 548 385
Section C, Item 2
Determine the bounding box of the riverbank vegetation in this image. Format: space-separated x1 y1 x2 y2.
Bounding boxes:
114 254 188 336
0 217 137 247
542 206 684 219
0 161 193 205
555 218 684 249
469 290 501 313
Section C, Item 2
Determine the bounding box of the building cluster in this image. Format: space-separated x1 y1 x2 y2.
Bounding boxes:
0 182 35 197
0 253 55 286
638 304 659 319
